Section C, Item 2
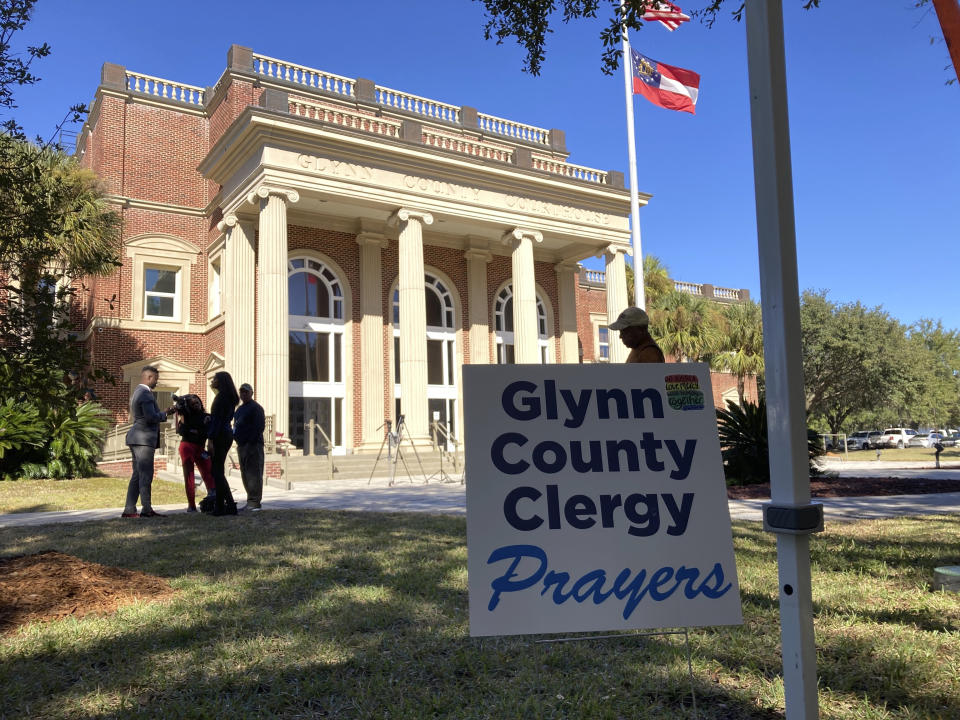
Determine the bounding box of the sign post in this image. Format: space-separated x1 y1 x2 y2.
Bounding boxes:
744 2 823 717
464 363 741 637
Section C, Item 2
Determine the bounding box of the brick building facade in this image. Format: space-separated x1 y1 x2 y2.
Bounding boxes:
73 45 755 456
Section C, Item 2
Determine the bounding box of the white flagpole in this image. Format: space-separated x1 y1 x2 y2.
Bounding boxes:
620 1 646 310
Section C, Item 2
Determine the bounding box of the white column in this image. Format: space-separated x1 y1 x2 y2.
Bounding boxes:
465 239 492 365
389 208 433 444
357 229 389 449
218 214 256 386
503 227 542 364
251 185 299 440
605 245 630 364
555 260 580 364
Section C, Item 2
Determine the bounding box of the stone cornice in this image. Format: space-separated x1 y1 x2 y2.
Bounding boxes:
103 195 206 217
73 315 210 340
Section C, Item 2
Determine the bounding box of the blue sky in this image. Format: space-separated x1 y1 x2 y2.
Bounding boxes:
13 1 959 330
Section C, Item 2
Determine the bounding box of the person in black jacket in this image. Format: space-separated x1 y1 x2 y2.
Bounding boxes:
174 394 216 512
205 371 239 516
234 383 266 511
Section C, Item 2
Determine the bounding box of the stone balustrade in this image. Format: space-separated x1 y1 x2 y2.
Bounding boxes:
125 71 204 105
579 270 749 303
421 129 513 162
582 269 606 285
477 112 550 146
674 280 701 295
289 98 402 137
533 156 607 184
376 85 460 123
253 53 354 97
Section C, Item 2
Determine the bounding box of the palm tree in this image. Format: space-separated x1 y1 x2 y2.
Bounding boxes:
649 290 723 362
625 254 673 309
711 300 765 405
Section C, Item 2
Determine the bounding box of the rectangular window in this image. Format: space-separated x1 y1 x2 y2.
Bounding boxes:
289 331 330 382
144 266 179 320
599 326 610 360
427 339 444 384
209 257 222 319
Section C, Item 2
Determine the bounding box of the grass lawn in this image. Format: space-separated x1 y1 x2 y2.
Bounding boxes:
831 447 960 463
0 476 186 514
1 510 958 719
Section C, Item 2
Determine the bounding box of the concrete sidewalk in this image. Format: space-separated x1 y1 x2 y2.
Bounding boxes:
3 468 960 528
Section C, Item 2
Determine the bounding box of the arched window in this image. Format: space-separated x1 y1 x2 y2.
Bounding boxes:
494 284 550 364
288 256 346 454
393 273 458 438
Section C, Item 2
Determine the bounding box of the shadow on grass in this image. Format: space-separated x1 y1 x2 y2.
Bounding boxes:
0 511 956 718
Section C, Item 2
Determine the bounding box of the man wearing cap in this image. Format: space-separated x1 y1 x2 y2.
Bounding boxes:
608 306 665 363
233 382 266 511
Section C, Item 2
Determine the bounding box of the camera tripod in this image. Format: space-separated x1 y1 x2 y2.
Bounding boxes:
367 415 428 486
426 420 456 483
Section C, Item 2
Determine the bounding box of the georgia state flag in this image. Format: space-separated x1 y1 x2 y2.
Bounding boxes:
631 49 700 115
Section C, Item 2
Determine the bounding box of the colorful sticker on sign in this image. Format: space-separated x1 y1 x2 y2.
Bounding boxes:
665 374 704 411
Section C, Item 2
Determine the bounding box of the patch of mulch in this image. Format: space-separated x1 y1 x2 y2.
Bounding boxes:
727 476 960 500
0 550 175 636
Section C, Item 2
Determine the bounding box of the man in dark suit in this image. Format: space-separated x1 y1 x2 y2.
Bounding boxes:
123 365 174 518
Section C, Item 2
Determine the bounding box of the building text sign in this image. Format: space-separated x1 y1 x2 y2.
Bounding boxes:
464 364 742 636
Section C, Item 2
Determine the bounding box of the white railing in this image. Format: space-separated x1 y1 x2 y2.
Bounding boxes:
714 286 741 300
532 157 607 184
253 53 354 97
422 129 513 163
126 72 204 105
675 281 703 296
478 112 550 146
375 85 460 123
290 99 402 137
583 269 606 284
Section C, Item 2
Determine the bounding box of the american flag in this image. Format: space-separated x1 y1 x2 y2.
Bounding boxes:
641 1 691 32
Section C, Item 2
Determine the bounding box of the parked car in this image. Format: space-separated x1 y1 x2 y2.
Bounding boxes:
846 430 881 450
908 432 945 448
876 428 918 449
941 433 960 447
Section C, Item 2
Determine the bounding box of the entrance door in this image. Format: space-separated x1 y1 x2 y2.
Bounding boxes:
288 257 345 454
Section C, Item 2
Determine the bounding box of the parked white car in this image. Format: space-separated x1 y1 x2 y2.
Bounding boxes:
846 430 881 450
908 432 945 448
876 428 918 449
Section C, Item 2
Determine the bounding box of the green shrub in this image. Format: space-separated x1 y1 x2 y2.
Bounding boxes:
0 399 109 480
46 401 111 478
717 399 824 485
0 399 46 479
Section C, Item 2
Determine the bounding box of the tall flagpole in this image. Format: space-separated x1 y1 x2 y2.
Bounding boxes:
620 1 646 310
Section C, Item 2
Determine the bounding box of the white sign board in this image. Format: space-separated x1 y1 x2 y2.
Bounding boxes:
464 363 742 637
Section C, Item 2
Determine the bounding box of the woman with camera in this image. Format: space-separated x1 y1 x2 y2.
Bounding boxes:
174 394 216 512
206 371 240 516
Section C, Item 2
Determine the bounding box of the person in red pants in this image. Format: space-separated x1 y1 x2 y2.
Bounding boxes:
174 394 216 512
